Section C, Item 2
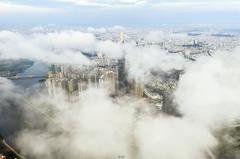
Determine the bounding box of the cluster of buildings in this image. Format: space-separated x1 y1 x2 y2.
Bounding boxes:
45 54 180 114
95 29 240 61
138 32 240 60
144 70 182 114
46 32 145 101
46 30 240 114
46 55 144 100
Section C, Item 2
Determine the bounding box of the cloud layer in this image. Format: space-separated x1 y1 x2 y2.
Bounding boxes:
0 80 218 159
0 29 240 159
0 2 61 13
0 29 187 76
54 0 147 7
52 0 240 11
175 49 240 127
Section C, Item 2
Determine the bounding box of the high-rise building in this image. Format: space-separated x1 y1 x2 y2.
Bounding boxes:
117 58 128 93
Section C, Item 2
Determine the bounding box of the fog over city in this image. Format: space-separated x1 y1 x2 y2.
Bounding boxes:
0 0 240 159
0 26 239 159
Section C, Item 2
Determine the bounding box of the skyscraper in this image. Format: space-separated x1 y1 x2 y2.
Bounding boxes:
117 58 128 93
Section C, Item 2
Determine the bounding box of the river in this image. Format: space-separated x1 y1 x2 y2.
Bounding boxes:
12 61 48 89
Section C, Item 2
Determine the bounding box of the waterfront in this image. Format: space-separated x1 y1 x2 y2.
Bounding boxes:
12 62 48 89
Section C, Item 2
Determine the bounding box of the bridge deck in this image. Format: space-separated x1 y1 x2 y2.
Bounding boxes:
7 75 47 80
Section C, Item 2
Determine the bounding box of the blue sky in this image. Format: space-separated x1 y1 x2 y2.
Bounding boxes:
0 0 239 28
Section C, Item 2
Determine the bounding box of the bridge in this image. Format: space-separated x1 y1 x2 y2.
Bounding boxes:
143 89 161 100
0 138 26 159
7 75 47 80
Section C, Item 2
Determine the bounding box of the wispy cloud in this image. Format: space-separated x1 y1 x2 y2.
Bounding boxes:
0 2 61 13
52 0 240 11
53 0 147 7
153 1 240 11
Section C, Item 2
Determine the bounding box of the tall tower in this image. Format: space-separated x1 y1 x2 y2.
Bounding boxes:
117 58 127 91
117 32 128 94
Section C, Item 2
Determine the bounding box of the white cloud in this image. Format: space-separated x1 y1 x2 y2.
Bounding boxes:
0 2 61 13
125 45 188 78
153 1 240 11
1 84 216 159
0 30 95 64
53 0 240 11
175 49 240 127
0 29 188 71
135 116 217 159
54 0 147 7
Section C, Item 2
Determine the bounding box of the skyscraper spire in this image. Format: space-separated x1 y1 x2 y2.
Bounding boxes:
120 32 125 44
